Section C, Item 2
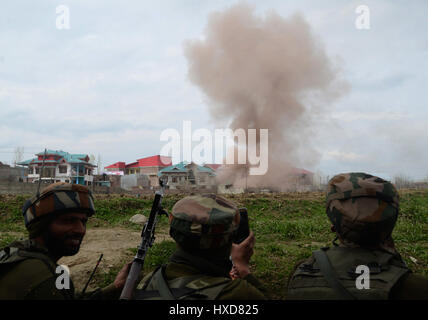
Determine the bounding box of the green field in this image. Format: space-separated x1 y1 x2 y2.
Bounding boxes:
1 190 427 300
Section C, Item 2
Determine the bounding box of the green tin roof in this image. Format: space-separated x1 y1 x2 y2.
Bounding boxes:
158 161 216 176
19 150 95 167
17 158 37 165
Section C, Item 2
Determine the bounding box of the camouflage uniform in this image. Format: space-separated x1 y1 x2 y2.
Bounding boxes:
0 182 121 300
287 172 428 300
135 194 268 300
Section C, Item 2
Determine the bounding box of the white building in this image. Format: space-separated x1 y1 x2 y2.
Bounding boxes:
18 150 96 185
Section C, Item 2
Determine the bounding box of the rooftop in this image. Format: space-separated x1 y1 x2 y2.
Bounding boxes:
105 155 172 169
18 150 95 167
158 161 216 176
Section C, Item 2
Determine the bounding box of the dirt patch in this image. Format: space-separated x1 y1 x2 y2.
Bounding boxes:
58 227 172 292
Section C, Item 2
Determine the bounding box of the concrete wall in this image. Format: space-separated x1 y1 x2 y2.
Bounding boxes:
0 181 39 194
121 174 150 190
0 181 220 195
0 181 127 195
0 166 27 182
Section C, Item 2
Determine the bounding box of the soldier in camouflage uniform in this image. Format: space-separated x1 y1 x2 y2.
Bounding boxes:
135 194 269 300
0 182 131 300
287 172 428 300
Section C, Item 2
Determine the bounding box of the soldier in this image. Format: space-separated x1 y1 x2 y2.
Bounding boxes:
134 194 269 300
287 172 428 300
0 182 131 299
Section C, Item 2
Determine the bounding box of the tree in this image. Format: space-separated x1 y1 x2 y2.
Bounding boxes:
13 147 24 167
96 154 102 175
393 174 414 189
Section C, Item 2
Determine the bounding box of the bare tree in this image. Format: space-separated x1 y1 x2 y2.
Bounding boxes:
96 154 102 175
13 147 25 167
393 174 414 189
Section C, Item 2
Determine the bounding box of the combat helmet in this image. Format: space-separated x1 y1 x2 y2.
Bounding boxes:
22 182 95 238
169 194 240 250
326 172 399 247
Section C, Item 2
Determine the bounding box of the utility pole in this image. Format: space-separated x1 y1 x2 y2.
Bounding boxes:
36 149 47 198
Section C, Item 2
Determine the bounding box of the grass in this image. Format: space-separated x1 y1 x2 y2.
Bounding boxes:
1 190 427 300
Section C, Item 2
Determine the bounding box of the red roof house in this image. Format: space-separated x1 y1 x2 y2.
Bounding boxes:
105 162 126 171
104 155 172 187
125 155 172 168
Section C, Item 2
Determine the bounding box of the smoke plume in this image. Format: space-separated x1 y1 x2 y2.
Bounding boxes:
184 3 347 190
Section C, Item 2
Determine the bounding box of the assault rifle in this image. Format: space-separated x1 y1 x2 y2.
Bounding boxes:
119 179 168 300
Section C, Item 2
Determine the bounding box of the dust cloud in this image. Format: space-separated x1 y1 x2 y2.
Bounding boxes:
184 3 347 190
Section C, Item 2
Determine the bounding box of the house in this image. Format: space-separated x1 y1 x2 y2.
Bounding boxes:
214 164 314 192
105 155 172 187
288 168 314 186
104 162 126 173
158 161 216 190
203 164 223 171
18 150 96 185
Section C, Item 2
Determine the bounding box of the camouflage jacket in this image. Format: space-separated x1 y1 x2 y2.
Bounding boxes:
136 249 269 300
0 239 119 300
286 246 428 300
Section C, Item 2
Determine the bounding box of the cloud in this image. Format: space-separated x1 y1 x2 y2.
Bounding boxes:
324 150 364 162
352 73 412 92
331 111 410 121
0 0 426 180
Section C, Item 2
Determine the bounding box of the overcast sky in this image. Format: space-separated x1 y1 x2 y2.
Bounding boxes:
1 0 427 181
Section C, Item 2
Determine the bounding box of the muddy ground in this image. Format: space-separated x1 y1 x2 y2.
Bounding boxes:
57 227 171 292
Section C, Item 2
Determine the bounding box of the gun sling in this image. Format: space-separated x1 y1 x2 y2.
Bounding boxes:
313 249 357 300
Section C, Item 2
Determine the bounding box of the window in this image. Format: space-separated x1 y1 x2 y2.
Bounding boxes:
40 168 55 178
172 177 178 183
59 165 67 174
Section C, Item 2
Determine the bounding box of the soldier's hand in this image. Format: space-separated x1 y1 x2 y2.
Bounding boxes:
229 265 240 280
230 231 255 279
113 261 132 289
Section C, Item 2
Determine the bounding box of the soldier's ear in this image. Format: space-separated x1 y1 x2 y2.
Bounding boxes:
330 225 336 233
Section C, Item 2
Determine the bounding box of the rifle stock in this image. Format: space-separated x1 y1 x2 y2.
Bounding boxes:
120 261 144 300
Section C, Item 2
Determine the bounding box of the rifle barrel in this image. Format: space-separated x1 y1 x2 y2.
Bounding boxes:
119 187 165 300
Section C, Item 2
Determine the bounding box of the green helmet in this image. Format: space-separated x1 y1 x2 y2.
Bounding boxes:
169 194 240 250
22 182 95 238
326 172 399 246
